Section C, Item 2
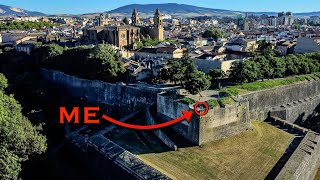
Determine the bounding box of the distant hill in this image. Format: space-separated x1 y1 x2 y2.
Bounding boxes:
107 3 243 17
106 3 320 18
0 4 46 16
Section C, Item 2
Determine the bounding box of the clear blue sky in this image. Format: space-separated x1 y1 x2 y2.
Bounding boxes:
1 0 319 14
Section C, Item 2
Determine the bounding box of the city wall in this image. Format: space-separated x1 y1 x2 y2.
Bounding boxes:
276 131 320 180
41 69 164 113
157 94 251 145
270 95 320 124
43 69 320 179
241 79 320 120
65 127 170 179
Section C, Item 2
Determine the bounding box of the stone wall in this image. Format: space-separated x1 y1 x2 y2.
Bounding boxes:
157 94 251 145
41 69 165 113
241 79 320 120
276 131 320 180
270 95 320 124
145 107 177 150
66 127 171 180
198 99 251 144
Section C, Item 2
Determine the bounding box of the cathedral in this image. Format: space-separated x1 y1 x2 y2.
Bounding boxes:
82 8 164 49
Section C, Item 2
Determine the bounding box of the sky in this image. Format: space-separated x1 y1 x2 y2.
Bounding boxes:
1 0 319 15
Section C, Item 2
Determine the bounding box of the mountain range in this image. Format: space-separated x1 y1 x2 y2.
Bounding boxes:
0 3 320 18
0 4 45 17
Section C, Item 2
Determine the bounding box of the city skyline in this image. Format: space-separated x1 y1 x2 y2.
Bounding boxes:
0 0 320 15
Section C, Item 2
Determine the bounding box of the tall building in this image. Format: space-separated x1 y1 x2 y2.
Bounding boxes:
148 8 164 41
132 8 140 26
278 11 294 26
83 8 164 49
268 16 277 27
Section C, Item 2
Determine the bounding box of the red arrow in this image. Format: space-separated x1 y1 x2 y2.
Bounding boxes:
101 111 193 130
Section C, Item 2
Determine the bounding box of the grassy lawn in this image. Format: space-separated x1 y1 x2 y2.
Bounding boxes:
315 169 320 180
137 121 294 180
221 73 320 96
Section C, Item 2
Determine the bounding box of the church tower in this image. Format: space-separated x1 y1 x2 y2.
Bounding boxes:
99 13 105 26
152 8 164 41
154 8 162 27
132 8 140 26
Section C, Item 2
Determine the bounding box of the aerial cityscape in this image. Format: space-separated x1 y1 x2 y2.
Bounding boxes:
0 1 320 180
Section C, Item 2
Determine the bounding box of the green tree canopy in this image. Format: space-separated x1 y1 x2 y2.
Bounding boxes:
202 28 224 39
0 74 46 179
0 73 8 91
158 51 211 95
88 44 126 81
185 71 211 95
209 69 226 80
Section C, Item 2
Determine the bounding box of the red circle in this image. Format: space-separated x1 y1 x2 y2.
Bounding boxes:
194 102 209 116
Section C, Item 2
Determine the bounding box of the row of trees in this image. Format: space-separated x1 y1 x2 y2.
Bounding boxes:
157 53 211 95
32 44 126 82
0 73 46 179
0 21 57 31
229 52 320 83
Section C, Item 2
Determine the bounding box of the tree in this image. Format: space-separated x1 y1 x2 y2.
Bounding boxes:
229 61 245 82
299 61 310 74
88 44 126 81
242 60 261 82
0 73 8 91
122 17 129 25
185 71 211 95
0 74 46 179
156 68 171 83
202 28 224 39
136 41 144 49
255 56 273 80
209 69 225 80
285 55 299 76
166 59 184 84
32 43 64 67
270 57 286 78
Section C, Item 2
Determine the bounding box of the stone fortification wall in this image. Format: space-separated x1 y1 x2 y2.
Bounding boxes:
41 69 165 113
145 107 177 150
157 94 251 145
270 95 320 124
241 79 320 120
66 127 171 180
157 94 200 144
198 99 251 144
276 131 320 180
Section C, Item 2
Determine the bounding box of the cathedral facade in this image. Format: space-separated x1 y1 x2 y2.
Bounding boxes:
83 8 164 49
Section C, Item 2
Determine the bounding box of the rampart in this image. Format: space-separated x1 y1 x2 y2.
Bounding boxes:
65 127 171 179
42 70 320 179
276 131 320 180
41 69 168 113
157 94 251 145
241 79 320 120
